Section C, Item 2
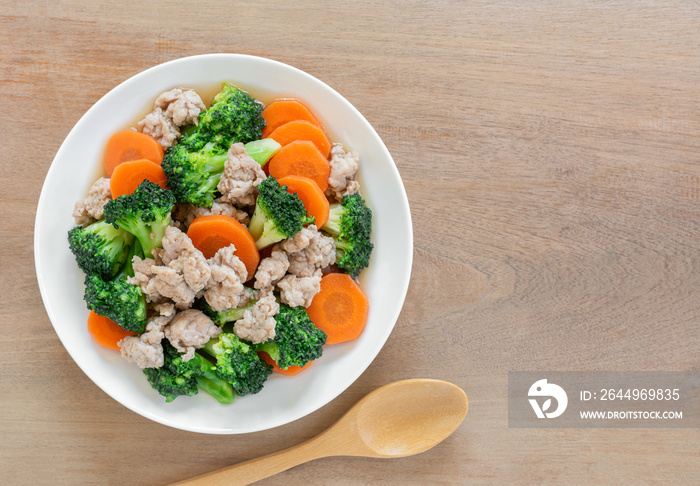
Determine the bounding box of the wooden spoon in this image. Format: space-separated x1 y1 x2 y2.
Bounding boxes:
172 379 468 486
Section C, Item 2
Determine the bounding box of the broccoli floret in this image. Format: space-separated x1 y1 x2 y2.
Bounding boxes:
67 220 134 279
191 83 266 150
143 367 198 402
83 239 147 333
248 176 315 250
321 193 373 278
103 180 175 258
84 274 147 333
143 355 199 403
202 333 272 396
161 141 229 207
194 296 256 328
144 342 234 404
257 304 326 370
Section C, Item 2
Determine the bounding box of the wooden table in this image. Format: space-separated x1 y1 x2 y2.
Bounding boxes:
2 2 699 484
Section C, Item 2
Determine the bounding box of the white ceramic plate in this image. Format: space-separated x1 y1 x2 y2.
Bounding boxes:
34 54 413 434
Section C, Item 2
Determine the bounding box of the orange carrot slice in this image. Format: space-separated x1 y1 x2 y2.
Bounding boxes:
278 175 330 228
187 215 260 278
103 130 164 177
110 159 167 198
267 120 331 158
262 99 322 138
87 311 137 351
306 273 369 344
258 351 312 375
268 140 331 192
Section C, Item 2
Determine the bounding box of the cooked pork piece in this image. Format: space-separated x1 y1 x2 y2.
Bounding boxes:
217 142 266 206
72 177 111 226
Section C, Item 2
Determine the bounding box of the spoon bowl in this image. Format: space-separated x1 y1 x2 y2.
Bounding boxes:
173 379 468 485
355 379 469 457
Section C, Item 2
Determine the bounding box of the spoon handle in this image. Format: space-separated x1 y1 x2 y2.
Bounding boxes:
170 436 330 486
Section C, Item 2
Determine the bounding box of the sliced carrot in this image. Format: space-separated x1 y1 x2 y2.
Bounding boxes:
267 120 331 158
268 140 331 192
278 175 330 228
262 99 322 138
110 159 168 198
306 273 369 344
187 215 260 278
87 311 137 351
103 130 164 177
257 351 312 375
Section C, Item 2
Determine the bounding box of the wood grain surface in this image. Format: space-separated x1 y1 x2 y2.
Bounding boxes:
2 1 699 484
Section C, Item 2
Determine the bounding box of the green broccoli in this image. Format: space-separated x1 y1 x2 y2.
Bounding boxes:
103 180 175 258
257 304 327 370
202 333 272 396
244 138 281 166
144 341 234 404
187 83 266 151
83 240 147 333
321 193 373 278
162 84 267 207
248 176 315 250
67 220 134 280
194 296 256 329
143 356 198 403
161 141 229 207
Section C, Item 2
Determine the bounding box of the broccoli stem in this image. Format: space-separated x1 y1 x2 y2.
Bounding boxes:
192 155 228 208
244 139 281 166
120 215 171 258
253 228 286 251
192 351 235 405
219 306 250 325
203 153 229 174
334 239 351 254
121 239 143 277
247 203 266 240
256 341 280 363
322 204 343 236
202 337 219 356
248 204 287 249
96 221 135 262
201 174 223 195
196 374 235 405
